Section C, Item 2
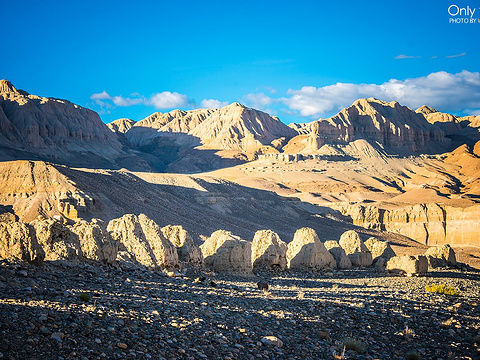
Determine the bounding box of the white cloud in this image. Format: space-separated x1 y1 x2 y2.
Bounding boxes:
394 54 421 59
282 70 480 118
200 99 229 108
446 52 467 58
242 92 278 110
90 90 112 100
90 90 192 110
466 109 480 116
112 96 143 107
147 92 190 109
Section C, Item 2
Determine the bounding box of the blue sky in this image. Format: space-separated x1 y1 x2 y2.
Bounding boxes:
2 0 480 124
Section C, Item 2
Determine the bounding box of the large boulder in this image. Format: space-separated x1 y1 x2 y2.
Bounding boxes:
251 230 287 270
200 230 252 274
107 214 178 268
339 230 372 267
286 228 335 271
424 244 457 268
364 237 396 261
386 255 428 275
0 221 44 264
70 219 117 263
324 240 352 269
30 218 82 261
161 225 203 267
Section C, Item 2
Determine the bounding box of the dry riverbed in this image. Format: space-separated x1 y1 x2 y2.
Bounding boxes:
0 261 479 360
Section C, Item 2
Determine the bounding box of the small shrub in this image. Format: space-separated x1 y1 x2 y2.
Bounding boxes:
342 338 366 353
425 284 459 296
79 293 91 302
405 350 422 360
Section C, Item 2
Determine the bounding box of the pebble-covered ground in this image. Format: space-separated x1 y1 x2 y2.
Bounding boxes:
0 261 479 360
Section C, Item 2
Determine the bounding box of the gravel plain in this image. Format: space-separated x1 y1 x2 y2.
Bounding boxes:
0 260 479 360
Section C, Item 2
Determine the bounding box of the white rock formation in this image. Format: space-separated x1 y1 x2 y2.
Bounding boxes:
70 219 117 263
251 230 287 270
286 228 335 271
0 221 44 264
200 230 252 274
30 218 82 261
425 244 457 268
339 230 373 267
161 225 203 266
386 255 428 275
364 237 396 261
107 214 178 268
324 240 352 269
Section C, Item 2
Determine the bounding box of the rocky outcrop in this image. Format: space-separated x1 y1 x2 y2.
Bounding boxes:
416 106 461 135
107 118 136 133
386 255 428 275
30 218 82 261
339 230 372 267
0 80 123 167
324 240 352 269
127 103 297 152
425 244 457 268
364 238 396 261
286 228 335 271
0 161 100 223
0 221 44 264
251 230 287 270
107 214 178 268
70 219 117 263
286 98 448 154
338 202 480 246
161 225 203 267
200 230 252 274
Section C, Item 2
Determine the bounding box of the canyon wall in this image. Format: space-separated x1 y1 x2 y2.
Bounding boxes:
337 203 480 246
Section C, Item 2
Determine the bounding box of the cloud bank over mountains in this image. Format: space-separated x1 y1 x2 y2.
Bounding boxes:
91 70 480 120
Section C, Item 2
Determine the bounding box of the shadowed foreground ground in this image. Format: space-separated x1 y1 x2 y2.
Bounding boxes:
0 260 479 359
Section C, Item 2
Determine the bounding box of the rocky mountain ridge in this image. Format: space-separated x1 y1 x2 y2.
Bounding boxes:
284 98 451 155
0 80 123 167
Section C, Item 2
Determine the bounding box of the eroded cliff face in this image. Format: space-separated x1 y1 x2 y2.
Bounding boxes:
285 98 449 154
0 160 100 222
0 80 123 167
337 202 480 246
127 103 297 152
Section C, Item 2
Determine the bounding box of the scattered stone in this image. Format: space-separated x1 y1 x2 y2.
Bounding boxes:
257 281 269 291
260 336 283 347
50 332 64 342
117 342 128 349
0 259 478 360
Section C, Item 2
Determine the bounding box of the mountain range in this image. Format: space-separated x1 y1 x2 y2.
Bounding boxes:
3 79 479 173
1 79 480 250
